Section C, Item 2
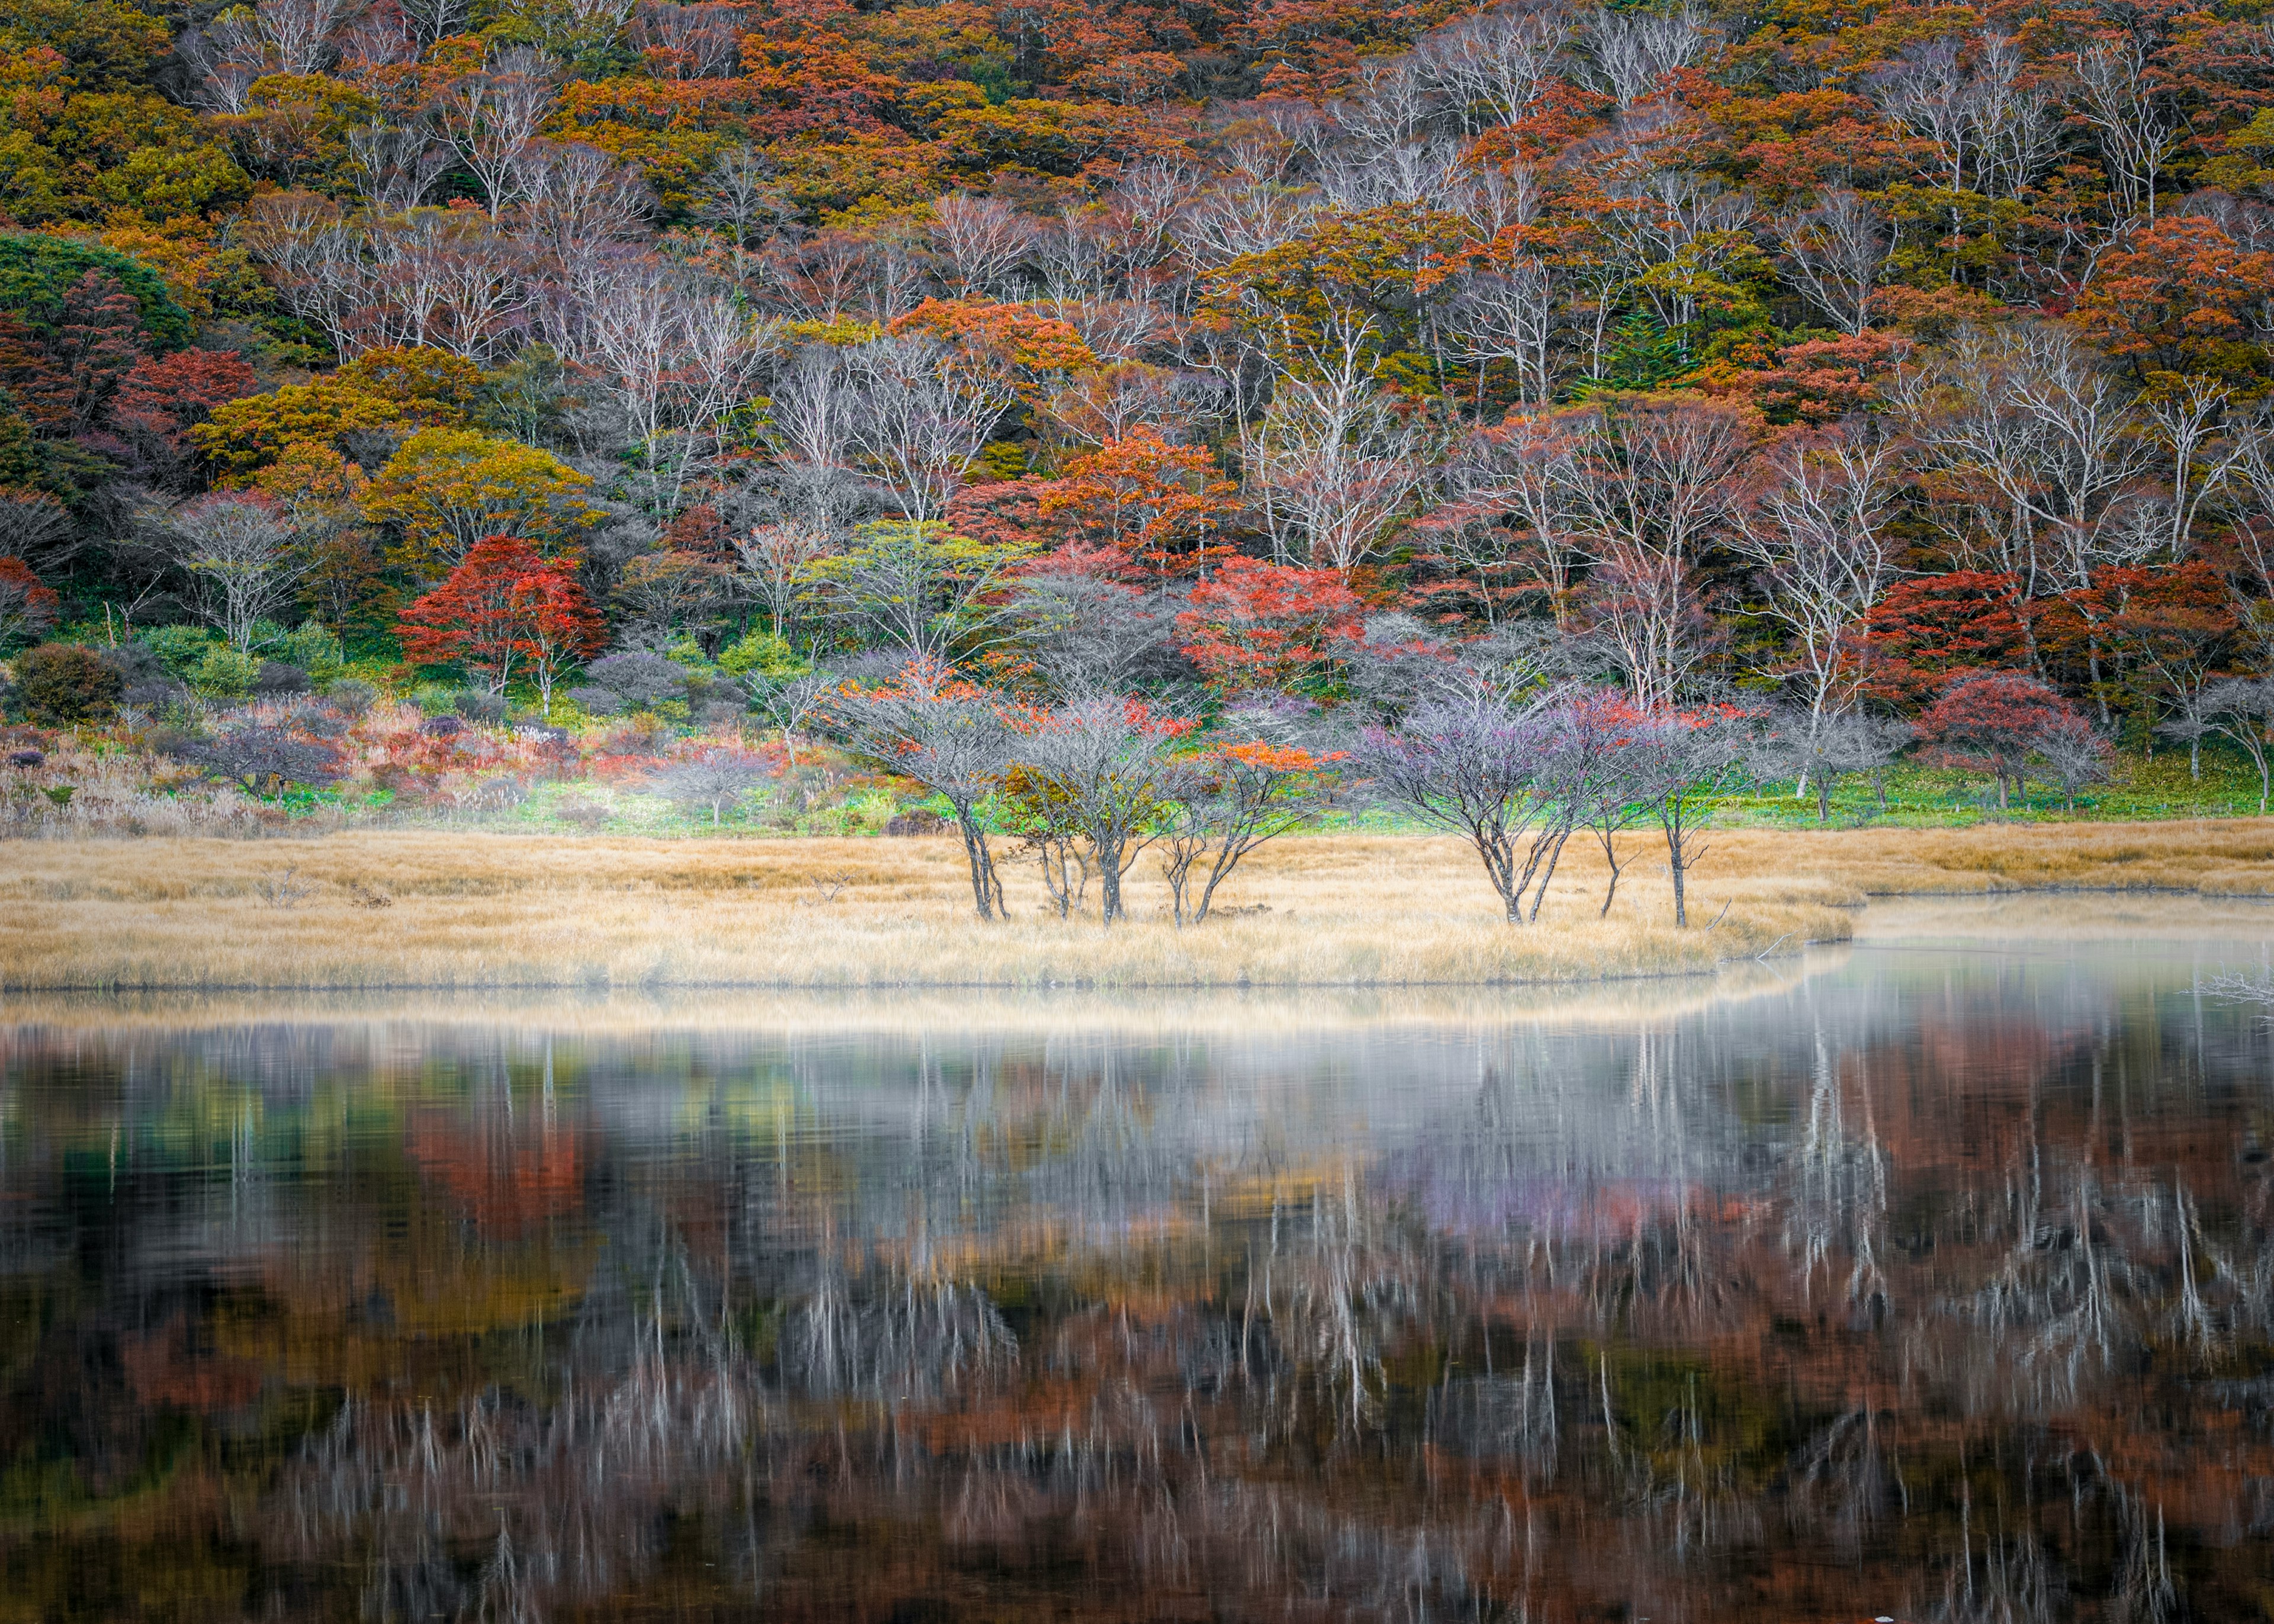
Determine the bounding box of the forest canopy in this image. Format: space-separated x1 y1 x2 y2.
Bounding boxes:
7 0 2274 840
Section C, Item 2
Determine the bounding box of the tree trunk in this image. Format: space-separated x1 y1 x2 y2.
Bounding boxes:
1525 831 1572 924
956 813 998 919
1669 849 1688 927
1097 835 1125 924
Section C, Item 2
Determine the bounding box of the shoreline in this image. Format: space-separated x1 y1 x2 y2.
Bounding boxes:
7 822 2274 995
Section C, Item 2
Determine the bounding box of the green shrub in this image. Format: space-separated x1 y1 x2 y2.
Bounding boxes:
11 642 123 725
718 628 807 680
274 622 345 683
190 645 261 699
141 623 219 678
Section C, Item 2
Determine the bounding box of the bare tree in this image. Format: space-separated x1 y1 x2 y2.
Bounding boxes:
2201 677 2274 812
696 146 788 281
733 520 834 640
1628 708 1747 926
1757 706 1913 821
738 664 834 765
359 210 531 361
175 724 343 793
655 747 773 825
1358 682 1578 925
348 124 452 213
1775 191 1891 336
1005 570 1172 696
1732 426 1901 780
1444 260 1557 404
759 346 868 530
842 337 1017 528
1248 313 1427 573
255 0 349 74
433 49 557 219
1584 4 1710 111
571 265 776 514
929 194 1038 298
1595 162 1754 340
512 141 652 270
2142 375 2242 558
1567 691 1655 915
1874 33 2058 202
1415 5 1569 130
1556 398 1754 709
398 0 473 50
2031 712 2114 812
631 1 744 78
148 496 310 653
1174 178 1320 271
1440 413 1589 628
2073 39 2179 224
828 659 1022 917
178 14 266 112
1893 321 2157 601
0 490 75 571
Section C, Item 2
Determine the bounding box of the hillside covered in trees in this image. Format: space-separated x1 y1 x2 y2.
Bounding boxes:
6 0 2274 840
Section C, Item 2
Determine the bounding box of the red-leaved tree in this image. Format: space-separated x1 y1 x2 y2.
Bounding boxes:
0 556 59 651
1920 670 2080 809
112 349 259 467
398 535 603 708
1861 571 2031 711
1175 557 1365 694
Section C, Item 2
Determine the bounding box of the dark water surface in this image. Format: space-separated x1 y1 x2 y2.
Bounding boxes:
7 932 2274 1621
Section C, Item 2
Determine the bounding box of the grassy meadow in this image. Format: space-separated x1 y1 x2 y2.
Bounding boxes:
5 820 2274 992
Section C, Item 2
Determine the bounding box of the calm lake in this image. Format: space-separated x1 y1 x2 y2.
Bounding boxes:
5 902 2274 1621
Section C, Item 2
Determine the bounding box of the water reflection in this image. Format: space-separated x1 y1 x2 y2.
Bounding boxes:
4 933 2274 1620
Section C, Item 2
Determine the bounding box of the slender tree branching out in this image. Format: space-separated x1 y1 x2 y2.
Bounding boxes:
826 658 1022 919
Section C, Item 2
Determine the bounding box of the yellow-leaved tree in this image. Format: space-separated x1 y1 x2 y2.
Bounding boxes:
357 427 598 581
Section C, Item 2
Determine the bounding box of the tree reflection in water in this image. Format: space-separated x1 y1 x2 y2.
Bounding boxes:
2 943 2272 1620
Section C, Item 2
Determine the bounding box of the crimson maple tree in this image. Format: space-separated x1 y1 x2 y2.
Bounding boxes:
1175 556 1366 694
397 535 604 707
1921 671 2083 809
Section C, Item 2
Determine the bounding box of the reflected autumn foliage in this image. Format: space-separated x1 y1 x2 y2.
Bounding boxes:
408 1104 584 1233
2 946 2273 1620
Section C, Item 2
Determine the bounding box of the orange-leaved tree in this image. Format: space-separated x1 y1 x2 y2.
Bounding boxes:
0 555 59 650
1175 555 1366 694
397 535 604 712
1036 427 1237 586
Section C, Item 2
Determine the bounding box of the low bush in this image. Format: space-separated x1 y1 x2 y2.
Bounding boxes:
11 644 123 725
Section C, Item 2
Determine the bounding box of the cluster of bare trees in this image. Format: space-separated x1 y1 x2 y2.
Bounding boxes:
829 665 1342 925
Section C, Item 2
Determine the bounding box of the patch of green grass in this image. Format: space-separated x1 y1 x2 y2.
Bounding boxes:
1725 746 2273 830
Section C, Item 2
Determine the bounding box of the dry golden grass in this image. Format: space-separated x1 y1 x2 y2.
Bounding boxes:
3 817 2270 992
1754 818 2274 898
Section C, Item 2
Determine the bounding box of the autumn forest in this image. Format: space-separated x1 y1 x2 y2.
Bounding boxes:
4 0 2274 860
